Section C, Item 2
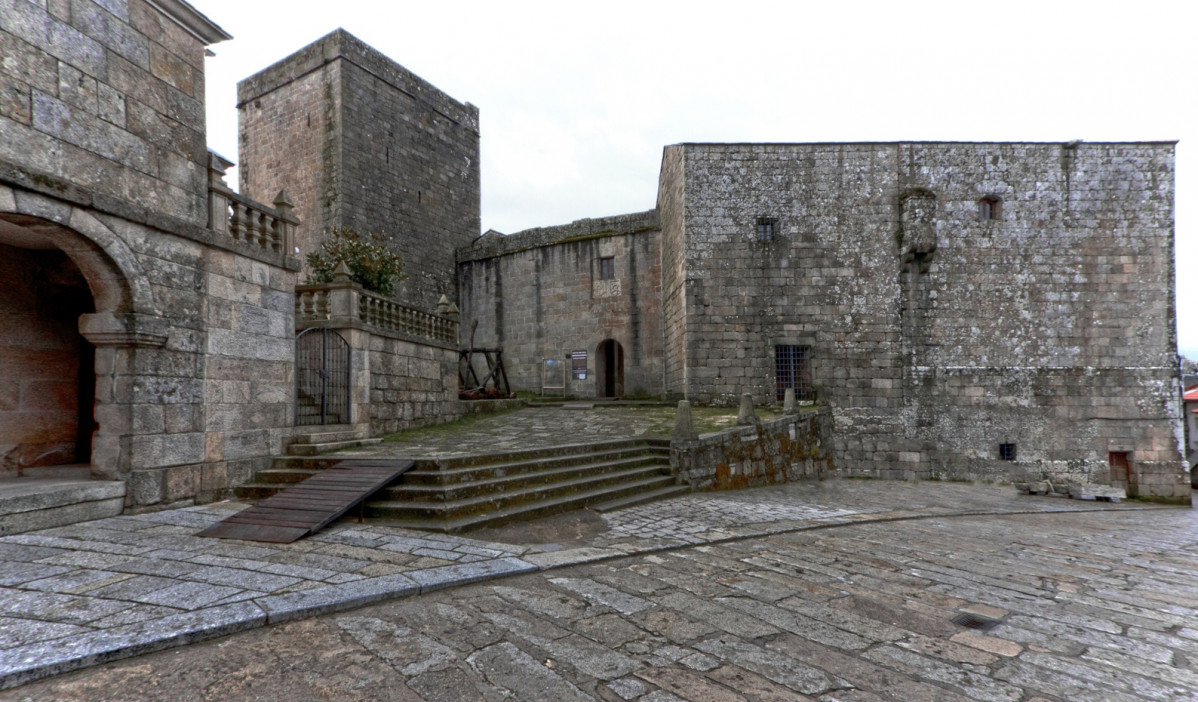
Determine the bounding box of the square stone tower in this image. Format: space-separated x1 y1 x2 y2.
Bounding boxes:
237 29 480 310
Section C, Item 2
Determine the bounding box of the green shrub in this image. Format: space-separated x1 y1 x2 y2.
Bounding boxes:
306 227 406 296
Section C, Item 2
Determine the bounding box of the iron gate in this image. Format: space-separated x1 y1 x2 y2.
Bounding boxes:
295 328 351 426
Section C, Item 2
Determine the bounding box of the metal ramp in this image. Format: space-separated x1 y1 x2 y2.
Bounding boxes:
198 459 414 543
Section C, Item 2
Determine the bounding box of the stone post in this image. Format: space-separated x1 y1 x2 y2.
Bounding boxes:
272 189 298 255
783 387 797 414
672 400 698 443
737 392 758 425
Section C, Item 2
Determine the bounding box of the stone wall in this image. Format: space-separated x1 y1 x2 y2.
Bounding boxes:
0 0 228 225
366 334 460 435
458 212 664 398
669 141 1187 500
671 409 835 491
239 29 481 311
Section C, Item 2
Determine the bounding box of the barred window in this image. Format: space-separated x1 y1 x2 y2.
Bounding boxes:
999 443 1017 461
756 217 777 241
775 345 812 402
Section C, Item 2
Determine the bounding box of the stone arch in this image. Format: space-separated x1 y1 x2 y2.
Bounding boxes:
595 338 625 399
0 200 155 318
0 193 164 479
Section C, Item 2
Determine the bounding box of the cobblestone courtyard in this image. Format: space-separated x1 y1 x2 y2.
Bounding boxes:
1 480 1195 700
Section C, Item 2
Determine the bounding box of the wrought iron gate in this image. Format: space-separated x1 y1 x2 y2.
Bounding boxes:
295 328 351 426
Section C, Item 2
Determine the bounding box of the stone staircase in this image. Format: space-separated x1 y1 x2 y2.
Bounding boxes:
237 438 687 532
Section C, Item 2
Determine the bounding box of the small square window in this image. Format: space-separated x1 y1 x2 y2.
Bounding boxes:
999 443 1017 461
755 217 777 241
599 257 615 280
979 197 1002 221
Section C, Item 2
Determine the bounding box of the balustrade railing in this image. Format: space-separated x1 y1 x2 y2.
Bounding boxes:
295 277 458 348
206 151 297 257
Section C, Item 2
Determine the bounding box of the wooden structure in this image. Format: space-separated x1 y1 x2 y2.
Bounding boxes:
197 459 414 543
459 347 511 399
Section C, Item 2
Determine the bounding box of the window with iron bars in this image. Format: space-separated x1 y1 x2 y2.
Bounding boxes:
756 217 777 241
999 442 1017 461
775 345 812 402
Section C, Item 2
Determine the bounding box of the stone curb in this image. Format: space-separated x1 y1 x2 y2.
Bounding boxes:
0 502 1168 690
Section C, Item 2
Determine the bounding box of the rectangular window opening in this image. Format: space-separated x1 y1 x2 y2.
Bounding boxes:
599 257 615 280
979 198 1001 221
756 217 777 241
775 345 812 402
999 443 1017 461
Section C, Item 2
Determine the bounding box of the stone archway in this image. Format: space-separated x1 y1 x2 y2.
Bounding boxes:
595 339 624 399
0 197 161 481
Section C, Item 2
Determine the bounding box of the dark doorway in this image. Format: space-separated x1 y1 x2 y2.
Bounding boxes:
595 339 624 399
1109 451 1136 496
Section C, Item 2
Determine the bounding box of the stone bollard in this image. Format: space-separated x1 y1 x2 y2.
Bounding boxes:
783 387 796 414
672 400 698 442
737 392 758 425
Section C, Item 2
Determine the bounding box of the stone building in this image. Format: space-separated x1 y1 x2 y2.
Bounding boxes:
237 29 480 312
0 0 1188 528
0 0 301 518
459 142 1190 500
0 6 462 526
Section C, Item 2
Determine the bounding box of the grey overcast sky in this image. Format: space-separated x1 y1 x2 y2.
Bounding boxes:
193 0 1198 357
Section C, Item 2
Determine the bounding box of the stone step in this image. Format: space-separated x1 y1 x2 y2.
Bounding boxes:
368 466 675 521
0 478 126 536
401 444 668 486
289 426 365 445
423 437 669 470
382 456 670 503
590 484 691 513
366 474 679 532
286 438 383 456
15 464 93 480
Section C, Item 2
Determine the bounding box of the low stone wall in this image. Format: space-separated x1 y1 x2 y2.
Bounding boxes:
672 409 835 490
367 333 460 435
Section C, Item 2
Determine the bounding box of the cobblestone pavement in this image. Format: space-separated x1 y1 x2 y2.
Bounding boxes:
0 479 1192 697
4 502 1196 701
341 405 724 458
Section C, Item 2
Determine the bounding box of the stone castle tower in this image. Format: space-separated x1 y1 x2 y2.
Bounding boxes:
237 30 480 310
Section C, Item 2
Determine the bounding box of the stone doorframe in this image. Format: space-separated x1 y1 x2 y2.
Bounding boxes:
1 188 166 482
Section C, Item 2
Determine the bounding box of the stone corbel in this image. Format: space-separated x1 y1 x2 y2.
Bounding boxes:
79 312 170 348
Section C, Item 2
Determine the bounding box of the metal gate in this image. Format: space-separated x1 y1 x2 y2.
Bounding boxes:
295 328 351 426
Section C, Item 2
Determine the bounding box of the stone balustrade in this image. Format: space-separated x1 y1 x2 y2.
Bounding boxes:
296 271 458 349
207 151 297 256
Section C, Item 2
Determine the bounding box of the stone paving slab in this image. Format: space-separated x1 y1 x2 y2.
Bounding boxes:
0 480 1178 690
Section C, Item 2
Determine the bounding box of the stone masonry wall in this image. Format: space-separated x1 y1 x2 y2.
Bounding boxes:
458 212 664 398
671 409 835 491
0 0 222 225
672 142 1187 500
658 146 689 399
366 334 460 435
239 29 481 312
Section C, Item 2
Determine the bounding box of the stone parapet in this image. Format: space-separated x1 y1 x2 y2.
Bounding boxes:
458 210 660 263
296 281 459 350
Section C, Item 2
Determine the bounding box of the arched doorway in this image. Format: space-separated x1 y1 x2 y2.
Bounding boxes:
0 241 96 473
595 339 624 399
0 207 149 481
